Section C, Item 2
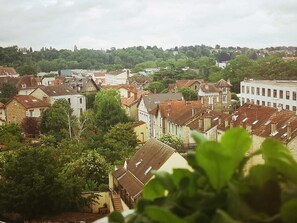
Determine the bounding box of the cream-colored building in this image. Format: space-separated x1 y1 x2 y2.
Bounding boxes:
109 138 190 209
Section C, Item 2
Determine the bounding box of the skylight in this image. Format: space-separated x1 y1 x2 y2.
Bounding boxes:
270 131 279 136
213 117 219 121
252 120 258 125
242 117 248 122
135 159 143 167
264 120 271 126
53 90 56 93
144 166 152 175
281 125 287 129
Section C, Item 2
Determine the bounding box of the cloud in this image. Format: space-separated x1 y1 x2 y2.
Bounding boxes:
0 0 296 50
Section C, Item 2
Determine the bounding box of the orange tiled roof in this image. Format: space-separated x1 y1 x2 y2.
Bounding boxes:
0 66 17 75
176 79 204 88
11 95 50 109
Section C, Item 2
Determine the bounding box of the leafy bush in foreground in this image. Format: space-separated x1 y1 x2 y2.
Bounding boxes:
109 128 297 223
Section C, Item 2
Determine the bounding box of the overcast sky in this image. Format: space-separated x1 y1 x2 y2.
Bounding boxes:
0 0 296 50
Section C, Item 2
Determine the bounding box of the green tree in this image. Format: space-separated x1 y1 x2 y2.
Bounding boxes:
40 99 75 141
159 133 184 150
0 83 18 102
146 81 165 93
0 124 22 150
62 150 111 191
94 89 129 132
101 122 137 164
17 64 37 75
0 147 84 219
179 87 198 101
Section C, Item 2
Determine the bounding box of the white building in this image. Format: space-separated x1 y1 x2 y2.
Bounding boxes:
240 79 297 112
30 85 86 117
105 69 130 85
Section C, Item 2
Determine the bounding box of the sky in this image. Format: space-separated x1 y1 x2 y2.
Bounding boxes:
0 0 296 51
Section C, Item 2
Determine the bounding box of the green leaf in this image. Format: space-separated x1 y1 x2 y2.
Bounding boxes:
145 206 186 223
196 128 251 190
108 211 125 223
220 128 252 166
247 165 278 187
261 138 297 183
142 178 165 200
191 131 207 146
281 199 297 223
196 141 232 190
153 171 175 192
212 209 242 223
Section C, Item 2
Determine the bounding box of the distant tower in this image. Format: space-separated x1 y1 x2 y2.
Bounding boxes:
74 45 78 52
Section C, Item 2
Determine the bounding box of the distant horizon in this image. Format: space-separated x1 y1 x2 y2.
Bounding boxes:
2 43 297 52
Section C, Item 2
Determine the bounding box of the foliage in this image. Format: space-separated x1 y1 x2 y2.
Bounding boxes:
179 87 198 101
159 134 184 150
40 99 74 141
94 89 129 132
146 81 165 93
0 83 18 101
21 117 39 138
109 128 297 223
61 150 111 191
0 147 84 219
0 124 22 150
84 93 97 109
101 122 137 164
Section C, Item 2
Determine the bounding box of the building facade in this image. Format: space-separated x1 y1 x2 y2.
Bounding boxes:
240 79 297 111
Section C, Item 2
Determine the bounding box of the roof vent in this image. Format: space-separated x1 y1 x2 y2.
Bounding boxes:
135 159 143 167
144 166 152 175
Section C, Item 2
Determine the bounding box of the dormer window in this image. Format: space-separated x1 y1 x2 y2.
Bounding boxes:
222 87 227 93
22 84 26 88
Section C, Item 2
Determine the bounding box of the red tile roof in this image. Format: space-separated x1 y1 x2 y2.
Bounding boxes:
176 79 204 88
11 95 50 109
0 66 17 76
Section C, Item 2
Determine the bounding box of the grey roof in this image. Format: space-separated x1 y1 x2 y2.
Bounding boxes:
142 93 183 112
63 77 99 93
37 85 78 96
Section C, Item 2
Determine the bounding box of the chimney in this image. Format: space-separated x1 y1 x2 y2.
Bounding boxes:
271 121 277 134
198 118 203 129
134 91 137 101
287 122 291 139
203 116 211 131
225 120 229 128
167 102 172 117
230 120 234 128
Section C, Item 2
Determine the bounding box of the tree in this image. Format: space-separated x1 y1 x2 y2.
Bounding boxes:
21 117 39 138
0 147 84 219
61 150 111 191
0 124 22 150
146 81 165 93
94 89 129 132
17 64 37 75
159 133 183 150
110 128 297 223
40 99 75 141
179 87 198 101
101 122 137 164
0 83 18 101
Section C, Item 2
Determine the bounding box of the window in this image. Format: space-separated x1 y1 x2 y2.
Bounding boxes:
256 100 260 105
286 91 290 100
29 110 33 117
241 86 245 93
293 91 297 100
222 87 227 93
273 103 277 108
286 105 290 110
80 98 83 104
279 90 283 99
21 84 26 88
256 87 260 95
293 106 296 111
250 86 253 94
273 89 277 98
241 98 245 104
208 96 213 105
262 88 265 96
267 89 271 97
222 95 227 103
262 101 265 106
68 98 71 104
267 102 271 106
246 86 250 94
